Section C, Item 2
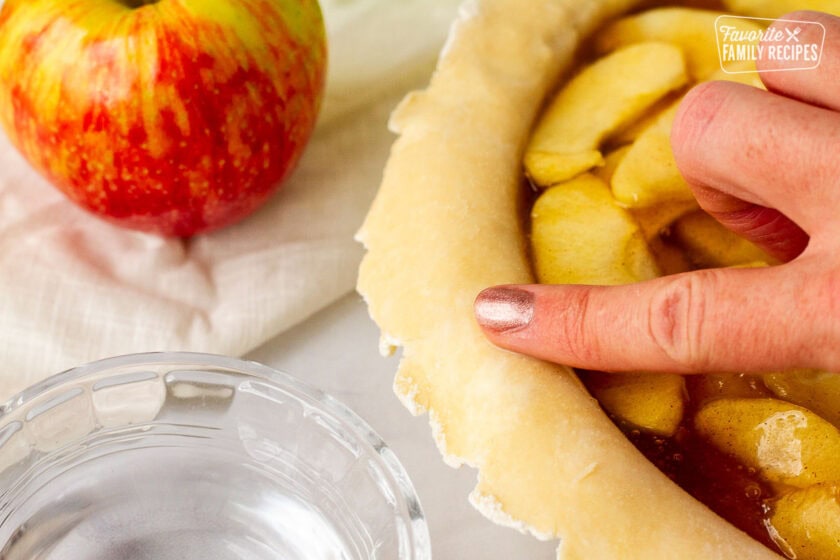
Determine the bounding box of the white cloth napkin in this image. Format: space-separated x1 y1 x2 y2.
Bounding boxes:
0 0 462 399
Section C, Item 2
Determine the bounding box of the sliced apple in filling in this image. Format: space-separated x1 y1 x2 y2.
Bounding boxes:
695 398 840 488
763 370 840 428
584 372 686 436
608 91 684 147
688 373 774 410
530 173 660 285
648 238 693 276
520 3 836 556
530 174 688 434
672 210 774 268
631 199 699 241
611 101 696 208
595 7 764 79
524 42 687 187
592 145 631 184
723 0 840 18
767 484 840 560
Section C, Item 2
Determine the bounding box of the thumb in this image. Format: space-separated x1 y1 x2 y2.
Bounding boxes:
474 266 832 374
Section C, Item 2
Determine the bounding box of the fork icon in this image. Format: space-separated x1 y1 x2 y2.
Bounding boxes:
786 26 802 42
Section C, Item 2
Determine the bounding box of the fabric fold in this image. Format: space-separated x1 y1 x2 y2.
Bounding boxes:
0 0 461 398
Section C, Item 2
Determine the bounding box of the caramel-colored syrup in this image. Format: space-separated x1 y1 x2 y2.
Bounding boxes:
583 373 785 556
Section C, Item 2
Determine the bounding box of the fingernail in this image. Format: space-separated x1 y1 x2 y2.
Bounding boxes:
474 287 534 333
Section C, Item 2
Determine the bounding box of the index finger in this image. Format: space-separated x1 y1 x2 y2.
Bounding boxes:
474 262 839 374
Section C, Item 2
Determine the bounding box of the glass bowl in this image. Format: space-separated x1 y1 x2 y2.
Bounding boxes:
0 352 430 560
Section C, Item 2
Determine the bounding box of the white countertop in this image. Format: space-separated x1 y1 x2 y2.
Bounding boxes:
245 292 558 559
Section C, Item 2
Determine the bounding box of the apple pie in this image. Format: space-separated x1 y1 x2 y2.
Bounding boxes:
357 1 838 558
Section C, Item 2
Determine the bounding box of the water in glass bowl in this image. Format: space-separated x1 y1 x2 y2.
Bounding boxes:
0 354 429 560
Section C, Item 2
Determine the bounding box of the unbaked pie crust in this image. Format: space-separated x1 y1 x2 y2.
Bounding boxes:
356 1 782 557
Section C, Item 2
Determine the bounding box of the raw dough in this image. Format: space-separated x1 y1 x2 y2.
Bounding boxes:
357 1 782 557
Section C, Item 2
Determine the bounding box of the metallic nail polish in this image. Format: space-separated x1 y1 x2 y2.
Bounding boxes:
474 287 534 333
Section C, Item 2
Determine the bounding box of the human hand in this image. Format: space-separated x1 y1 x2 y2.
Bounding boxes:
474 11 840 374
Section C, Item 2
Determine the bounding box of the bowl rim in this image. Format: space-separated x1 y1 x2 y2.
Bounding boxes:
0 351 431 560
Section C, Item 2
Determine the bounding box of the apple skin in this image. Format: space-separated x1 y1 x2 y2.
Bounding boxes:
0 0 326 237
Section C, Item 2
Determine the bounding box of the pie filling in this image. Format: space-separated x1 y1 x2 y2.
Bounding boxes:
523 5 840 560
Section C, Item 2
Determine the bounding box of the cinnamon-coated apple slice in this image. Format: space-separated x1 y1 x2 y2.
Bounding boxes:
768 484 840 559
763 370 840 427
611 101 696 207
530 173 660 285
585 371 686 436
593 145 631 183
673 211 774 268
695 398 840 487
530 174 687 436
608 92 683 146
631 200 699 241
596 7 764 79
524 42 687 186
723 0 839 17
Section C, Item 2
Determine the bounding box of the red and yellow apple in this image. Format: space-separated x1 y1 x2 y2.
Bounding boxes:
0 0 326 236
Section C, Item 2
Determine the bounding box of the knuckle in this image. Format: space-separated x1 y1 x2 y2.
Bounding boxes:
548 287 602 366
647 273 714 369
672 81 737 181
713 206 807 261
